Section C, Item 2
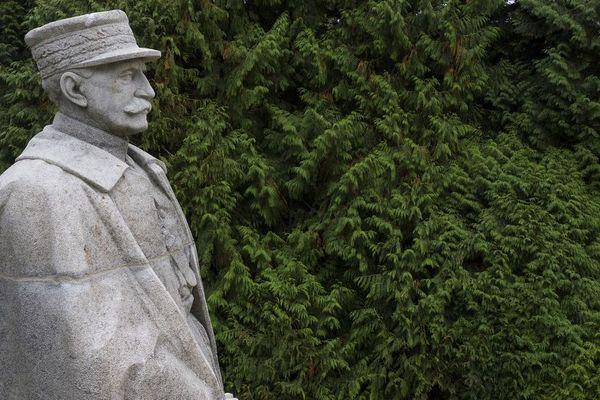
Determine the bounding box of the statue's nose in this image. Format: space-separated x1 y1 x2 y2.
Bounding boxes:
135 73 155 100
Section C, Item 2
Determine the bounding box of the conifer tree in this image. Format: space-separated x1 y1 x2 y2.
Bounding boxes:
486 0 600 152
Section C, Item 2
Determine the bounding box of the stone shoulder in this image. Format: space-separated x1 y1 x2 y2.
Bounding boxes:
0 158 88 201
0 158 128 278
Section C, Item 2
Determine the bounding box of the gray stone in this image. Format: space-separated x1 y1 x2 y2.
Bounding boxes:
0 10 237 400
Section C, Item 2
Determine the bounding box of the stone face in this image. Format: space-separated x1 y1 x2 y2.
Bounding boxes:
0 10 234 400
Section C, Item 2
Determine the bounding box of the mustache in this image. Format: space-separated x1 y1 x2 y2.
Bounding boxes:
124 99 152 115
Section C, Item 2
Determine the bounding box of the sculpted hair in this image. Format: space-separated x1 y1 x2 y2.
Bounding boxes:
42 68 94 105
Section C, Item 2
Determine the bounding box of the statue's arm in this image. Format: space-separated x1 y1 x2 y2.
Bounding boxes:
0 179 57 276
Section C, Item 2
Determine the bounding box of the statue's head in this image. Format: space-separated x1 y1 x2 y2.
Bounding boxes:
25 10 161 137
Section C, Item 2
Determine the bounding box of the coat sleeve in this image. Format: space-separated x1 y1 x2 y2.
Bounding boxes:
0 176 93 277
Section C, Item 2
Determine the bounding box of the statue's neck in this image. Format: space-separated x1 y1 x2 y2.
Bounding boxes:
52 112 129 161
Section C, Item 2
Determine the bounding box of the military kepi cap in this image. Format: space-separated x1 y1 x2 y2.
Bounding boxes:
25 10 161 79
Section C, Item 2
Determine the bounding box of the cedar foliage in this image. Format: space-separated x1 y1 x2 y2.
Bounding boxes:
1 1 600 399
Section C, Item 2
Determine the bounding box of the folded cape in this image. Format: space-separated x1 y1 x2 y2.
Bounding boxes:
0 127 223 399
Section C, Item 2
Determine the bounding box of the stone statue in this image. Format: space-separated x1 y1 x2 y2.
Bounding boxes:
0 10 237 400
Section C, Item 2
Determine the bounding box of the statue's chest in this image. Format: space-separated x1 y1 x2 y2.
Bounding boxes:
108 160 197 311
110 165 185 254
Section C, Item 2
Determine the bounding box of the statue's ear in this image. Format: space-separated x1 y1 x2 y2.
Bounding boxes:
60 72 88 108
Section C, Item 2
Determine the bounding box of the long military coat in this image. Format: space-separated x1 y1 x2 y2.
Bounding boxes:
0 126 224 399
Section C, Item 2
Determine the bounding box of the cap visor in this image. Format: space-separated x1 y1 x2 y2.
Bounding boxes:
72 47 161 69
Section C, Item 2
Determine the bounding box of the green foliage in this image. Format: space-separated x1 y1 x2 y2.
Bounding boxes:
1 0 599 399
486 0 600 153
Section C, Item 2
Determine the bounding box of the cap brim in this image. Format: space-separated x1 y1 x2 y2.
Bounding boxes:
72 47 161 69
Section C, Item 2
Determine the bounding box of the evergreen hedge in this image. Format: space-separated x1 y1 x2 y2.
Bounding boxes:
1 1 599 399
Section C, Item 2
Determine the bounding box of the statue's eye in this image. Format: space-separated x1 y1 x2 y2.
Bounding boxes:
119 71 135 81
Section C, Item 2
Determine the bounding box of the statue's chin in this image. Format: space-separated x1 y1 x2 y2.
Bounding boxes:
111 117 149 137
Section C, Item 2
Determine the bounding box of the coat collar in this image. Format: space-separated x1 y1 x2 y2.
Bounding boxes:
52 112 130 161
16 124 167 193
